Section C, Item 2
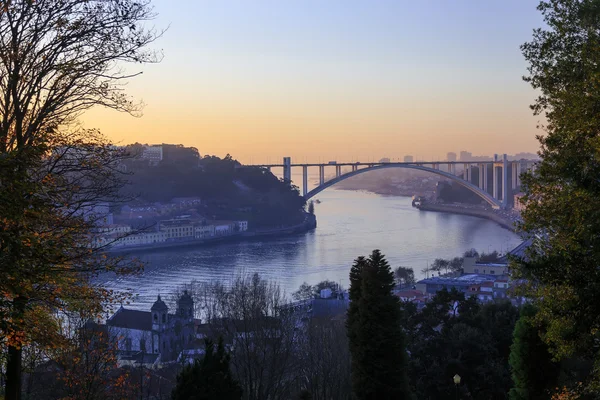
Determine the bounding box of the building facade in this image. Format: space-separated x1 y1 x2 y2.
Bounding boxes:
106 292 197 362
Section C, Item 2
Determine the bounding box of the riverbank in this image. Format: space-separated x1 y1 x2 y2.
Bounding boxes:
415 203 518 232
107 214 317 254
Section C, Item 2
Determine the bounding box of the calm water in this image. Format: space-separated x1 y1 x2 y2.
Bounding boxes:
99 189 521 310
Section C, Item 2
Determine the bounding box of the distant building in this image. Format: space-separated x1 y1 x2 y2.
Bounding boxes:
236 221 249 232
459 151 472 161
141 145 163 166
159 218 195 240
194 224 215 239
404 155 414 163
214 221 236 236
446 152 457 162
462 257 508 276
106 292 197 362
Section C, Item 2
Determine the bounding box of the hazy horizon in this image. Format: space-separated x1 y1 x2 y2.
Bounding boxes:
81 0 545 164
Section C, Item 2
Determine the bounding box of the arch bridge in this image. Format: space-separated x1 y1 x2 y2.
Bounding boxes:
244 155 536 210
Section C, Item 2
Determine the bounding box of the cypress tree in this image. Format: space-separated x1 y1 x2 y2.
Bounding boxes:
172 337 242 400
509 304 559 400
347 249 412 399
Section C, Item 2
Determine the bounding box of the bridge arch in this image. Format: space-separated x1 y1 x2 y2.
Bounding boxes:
304 164 501 208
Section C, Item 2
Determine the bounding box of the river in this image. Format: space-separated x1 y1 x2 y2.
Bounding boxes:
98 189 522 311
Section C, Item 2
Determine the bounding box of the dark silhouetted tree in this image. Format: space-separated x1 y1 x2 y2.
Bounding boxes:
394 266 415 287
515 0 600 392
172 337 242 400
509 304 559 400
347 250 411 399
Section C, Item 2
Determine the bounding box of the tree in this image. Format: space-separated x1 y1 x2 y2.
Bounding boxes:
463 248 479 258
393 266 415 287
311 280 341 299
308 201 315 215
515 0 600 392
509 304 560 400
0 1 160 397
347 250 411 399
431 258 450 275
172 337 242 400
449 257 464 274
407 290 519 400
292 282 314 301
296 318 351 400
197 274 299 400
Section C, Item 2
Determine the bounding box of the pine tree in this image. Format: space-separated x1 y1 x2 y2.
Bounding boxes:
347 250 412 399
509 304 559 400
172 337 242 400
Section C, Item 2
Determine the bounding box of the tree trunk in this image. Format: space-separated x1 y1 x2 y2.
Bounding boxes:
5 345 22 400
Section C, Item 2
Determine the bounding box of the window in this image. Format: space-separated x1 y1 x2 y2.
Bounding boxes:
474 269 479 273
153 313 157 322
491 270 495 274
162 314 166 323
140 339 146 353
125 338 132 352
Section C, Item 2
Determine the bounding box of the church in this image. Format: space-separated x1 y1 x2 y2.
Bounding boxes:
106 291 197 363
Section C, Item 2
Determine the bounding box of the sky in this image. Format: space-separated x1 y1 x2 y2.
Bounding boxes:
81 0 545 164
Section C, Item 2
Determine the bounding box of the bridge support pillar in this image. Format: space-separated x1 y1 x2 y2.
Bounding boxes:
302 165 308 197
449 164 456 175
493 166 499 200
336 165 341 178
283 157 291 182
511 162 518 192
351 165 358 172
464 163 470 183
266 166 271 172
478 164 484 189
502 154 509 209
483 164 488 193
319 165 325 185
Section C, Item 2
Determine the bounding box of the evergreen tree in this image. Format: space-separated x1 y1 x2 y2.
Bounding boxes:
347 250 411 399
509 304 559 400
515 0 600 391
172 337 242 400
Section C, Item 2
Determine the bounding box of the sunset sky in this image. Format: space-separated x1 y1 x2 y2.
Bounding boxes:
82 0 545 164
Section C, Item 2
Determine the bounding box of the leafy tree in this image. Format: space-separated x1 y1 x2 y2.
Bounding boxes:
0 1 160 397
479 251 500 263
431 258 450 275
509 304 559 400
407 290 519 400
347 250 411 399
464 248 480 258
515 0 600 392
172 337 242 400
311 280 342 299
308 200 315 215
449 257 464 274
394 266 416 287
292 282 314 301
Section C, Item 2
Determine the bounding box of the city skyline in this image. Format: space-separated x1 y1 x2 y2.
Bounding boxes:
81 0 545 163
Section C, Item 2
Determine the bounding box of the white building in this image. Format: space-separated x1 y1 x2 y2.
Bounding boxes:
236 221 249 232
194 224 215 239
214 221 236 236
106 293 197 363
141 145 163 166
